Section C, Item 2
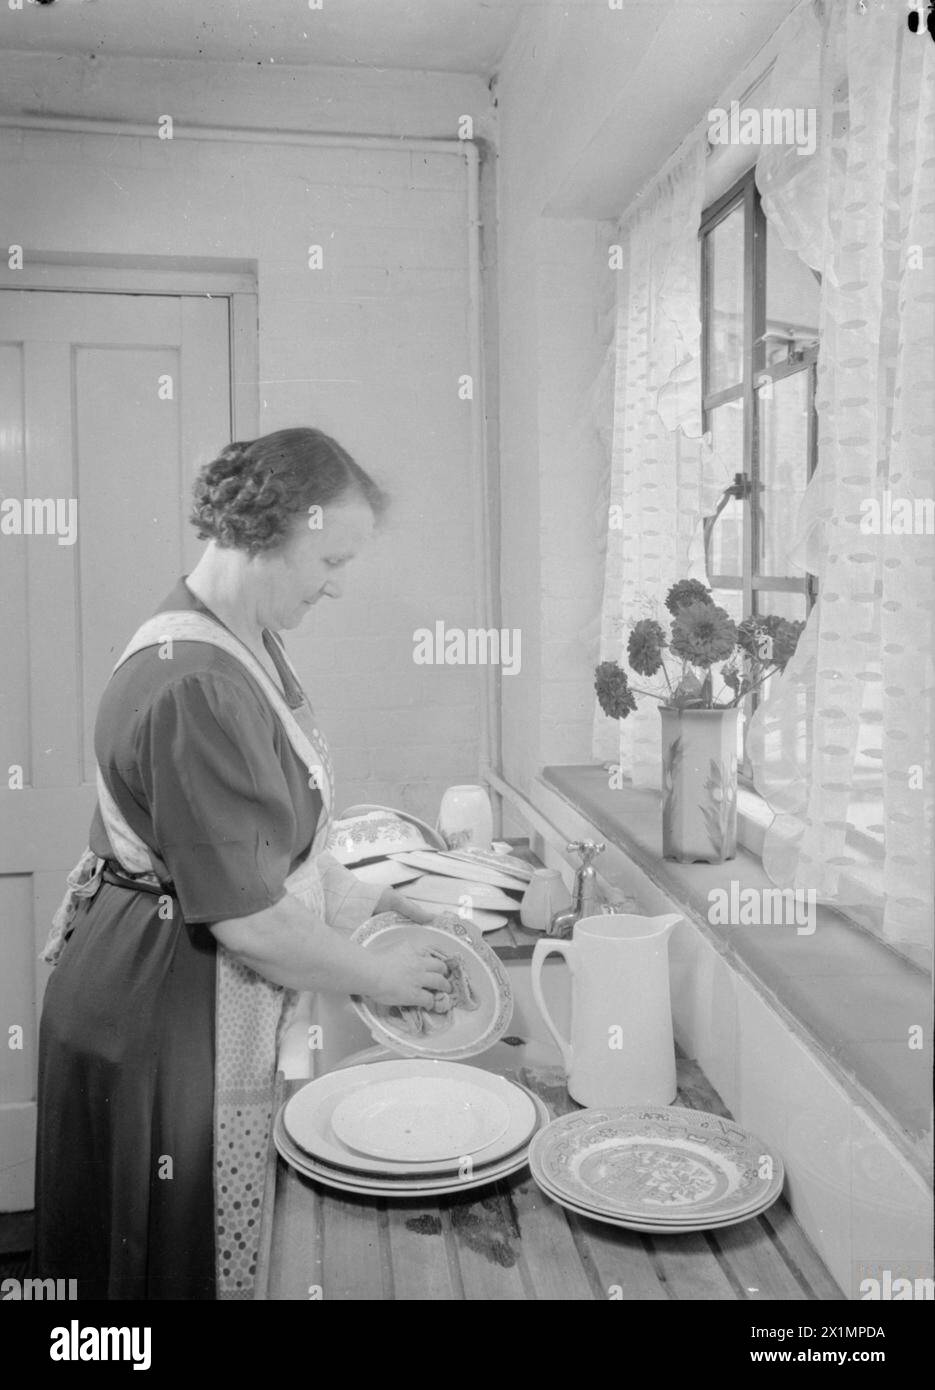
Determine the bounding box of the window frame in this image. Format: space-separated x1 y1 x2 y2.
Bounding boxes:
699 169 819 772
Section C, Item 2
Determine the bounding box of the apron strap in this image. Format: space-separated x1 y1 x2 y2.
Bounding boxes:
112 611 333 823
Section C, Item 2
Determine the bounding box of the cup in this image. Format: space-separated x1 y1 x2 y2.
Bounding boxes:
520 869 572 933
436 784 494 852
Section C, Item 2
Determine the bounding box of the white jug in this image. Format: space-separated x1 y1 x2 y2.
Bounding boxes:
531 913 682 1108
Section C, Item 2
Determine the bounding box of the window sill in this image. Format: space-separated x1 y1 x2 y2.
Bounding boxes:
535 763 932 1166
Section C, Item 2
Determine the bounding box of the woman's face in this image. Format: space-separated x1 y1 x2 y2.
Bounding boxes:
253 496 376 631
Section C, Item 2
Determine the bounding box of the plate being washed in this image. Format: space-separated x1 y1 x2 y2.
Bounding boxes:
349 911 513 1060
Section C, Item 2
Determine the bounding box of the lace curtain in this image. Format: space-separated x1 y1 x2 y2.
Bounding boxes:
748 0 935 954
592 134 711 787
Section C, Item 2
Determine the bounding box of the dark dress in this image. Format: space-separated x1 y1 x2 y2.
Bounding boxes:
33 579 322 1300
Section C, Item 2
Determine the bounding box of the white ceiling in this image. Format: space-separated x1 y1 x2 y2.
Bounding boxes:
0 0 526 74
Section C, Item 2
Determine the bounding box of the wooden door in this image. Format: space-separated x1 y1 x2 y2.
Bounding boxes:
0 289 232 1210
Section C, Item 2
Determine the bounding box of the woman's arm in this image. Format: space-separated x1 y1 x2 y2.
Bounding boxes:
209 895 449 1006
373 885 438 924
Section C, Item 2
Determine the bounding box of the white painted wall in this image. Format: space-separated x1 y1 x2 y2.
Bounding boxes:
0 53 496 823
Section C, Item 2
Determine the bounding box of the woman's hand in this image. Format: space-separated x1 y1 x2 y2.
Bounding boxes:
374 886 438 924
368 942 451 1008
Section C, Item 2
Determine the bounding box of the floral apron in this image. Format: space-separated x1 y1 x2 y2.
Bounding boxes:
43 610 366 1300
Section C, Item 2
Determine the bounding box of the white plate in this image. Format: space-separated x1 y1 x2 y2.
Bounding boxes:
340 803 447 851
350 912 513 1060
412 905 508 932
350 860 422 888
273 1088 549 1198
389 849 532 891
446 848 535 882
330 1075 512 1162
400 875 522 912
462 908 509 933
283 1060 538 1176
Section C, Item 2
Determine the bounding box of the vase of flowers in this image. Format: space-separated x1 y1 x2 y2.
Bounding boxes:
594 579 804 864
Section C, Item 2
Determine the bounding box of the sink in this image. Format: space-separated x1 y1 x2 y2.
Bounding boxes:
278 955 570 1079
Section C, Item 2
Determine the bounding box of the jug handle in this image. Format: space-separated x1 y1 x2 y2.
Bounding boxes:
531 938 574 1073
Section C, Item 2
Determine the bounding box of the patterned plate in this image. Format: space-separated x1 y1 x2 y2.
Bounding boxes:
532 1168 781 1235
327 812 427 865
339 804 447 851
529 1107 783 1224
349 911 513 1061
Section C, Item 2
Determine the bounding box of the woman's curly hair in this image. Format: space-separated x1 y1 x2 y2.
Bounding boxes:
190 427 389 556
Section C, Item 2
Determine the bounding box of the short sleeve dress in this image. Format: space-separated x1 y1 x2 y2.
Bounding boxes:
33 579 326 1300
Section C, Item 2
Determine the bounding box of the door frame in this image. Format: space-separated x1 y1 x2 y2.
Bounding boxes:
0 260 259 439
0 264 257 1211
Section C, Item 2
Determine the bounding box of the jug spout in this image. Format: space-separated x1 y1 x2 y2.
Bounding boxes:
652 913 683 939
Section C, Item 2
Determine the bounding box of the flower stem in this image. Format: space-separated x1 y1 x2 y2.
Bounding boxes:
728 667 781 706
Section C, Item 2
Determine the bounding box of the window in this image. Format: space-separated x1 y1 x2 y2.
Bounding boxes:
700 169 819 766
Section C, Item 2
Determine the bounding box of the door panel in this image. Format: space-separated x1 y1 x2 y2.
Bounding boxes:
0 288 233 1209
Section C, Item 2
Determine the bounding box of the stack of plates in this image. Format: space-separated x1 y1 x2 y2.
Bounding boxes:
383 849 528 931
275 1059 549 1198
529 1106 784 1234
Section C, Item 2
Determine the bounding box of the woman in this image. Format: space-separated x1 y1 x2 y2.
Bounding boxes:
33 428 450 1301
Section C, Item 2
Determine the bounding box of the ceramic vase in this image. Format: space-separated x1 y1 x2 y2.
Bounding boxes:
436 784 494 852
659 707 740 863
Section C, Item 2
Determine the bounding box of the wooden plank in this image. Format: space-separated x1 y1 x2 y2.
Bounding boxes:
758 1199 844 1300
444 1184 529 1300
709 1217 809 1300
644 1231 739 1300
676 1057 733 1117
265 1164 325 1300
502 1169 596 1300
384 1199 461 1300
569 1215 669 1301
320 1189 388 1301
